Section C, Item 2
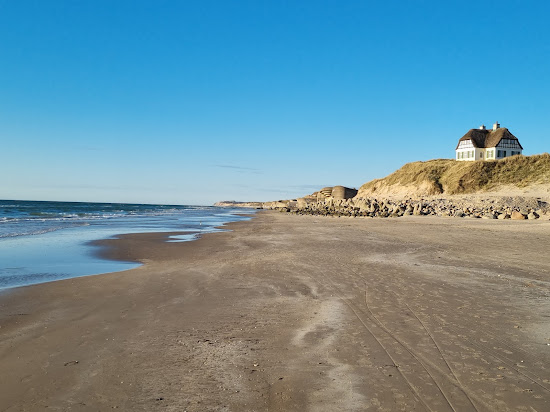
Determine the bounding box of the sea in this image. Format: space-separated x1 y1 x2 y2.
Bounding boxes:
0 200 255 290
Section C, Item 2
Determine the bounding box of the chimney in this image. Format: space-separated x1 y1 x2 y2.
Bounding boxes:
479 124 486 130
493 121 500 131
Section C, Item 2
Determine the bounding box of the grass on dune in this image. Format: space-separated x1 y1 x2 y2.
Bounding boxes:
360 153 550 195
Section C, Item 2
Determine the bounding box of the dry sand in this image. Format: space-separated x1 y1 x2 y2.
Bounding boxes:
1 212 550 411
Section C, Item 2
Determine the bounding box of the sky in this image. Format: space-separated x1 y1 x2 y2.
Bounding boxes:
1 0 549 205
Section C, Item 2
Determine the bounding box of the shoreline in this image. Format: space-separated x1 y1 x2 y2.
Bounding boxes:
0 205 255 291
90 222 249 265
88 214 256 265
1 212 549 410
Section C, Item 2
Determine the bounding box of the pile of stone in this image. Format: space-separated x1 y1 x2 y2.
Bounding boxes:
265 196 549 220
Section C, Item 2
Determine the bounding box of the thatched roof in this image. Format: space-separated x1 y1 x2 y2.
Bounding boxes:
455 128 523 150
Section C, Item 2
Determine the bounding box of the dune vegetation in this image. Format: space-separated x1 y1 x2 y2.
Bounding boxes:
358 153 550 196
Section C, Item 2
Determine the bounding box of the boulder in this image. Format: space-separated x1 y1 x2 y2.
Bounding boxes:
511 211 526 220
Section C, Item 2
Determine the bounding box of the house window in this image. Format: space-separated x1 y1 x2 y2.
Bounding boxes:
480 152 483 158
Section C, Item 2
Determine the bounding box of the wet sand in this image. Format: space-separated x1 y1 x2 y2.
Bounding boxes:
1 212 550 411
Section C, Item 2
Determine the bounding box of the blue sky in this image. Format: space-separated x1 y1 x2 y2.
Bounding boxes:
1 0 549 205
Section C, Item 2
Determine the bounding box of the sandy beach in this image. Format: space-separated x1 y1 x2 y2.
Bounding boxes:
1 211 550 411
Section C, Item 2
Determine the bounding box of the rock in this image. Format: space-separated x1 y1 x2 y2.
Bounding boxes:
390 208 401 217
262 193 548 222
296 198 308 208
511 211 526 220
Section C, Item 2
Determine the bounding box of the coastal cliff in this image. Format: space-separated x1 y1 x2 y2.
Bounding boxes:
214 200 264 208
357 153 550 198
216 154 550 220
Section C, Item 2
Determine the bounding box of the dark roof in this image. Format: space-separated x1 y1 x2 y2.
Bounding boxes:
455 128 523 150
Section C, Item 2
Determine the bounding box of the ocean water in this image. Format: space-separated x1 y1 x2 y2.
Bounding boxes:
0 200 255 290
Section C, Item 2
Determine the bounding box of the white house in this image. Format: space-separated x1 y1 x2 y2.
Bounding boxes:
455 122 523 161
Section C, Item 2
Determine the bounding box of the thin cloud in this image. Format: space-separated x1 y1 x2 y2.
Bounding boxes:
213 164 263 174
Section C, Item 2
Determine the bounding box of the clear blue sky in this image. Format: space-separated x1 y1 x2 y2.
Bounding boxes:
1 0 549 205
